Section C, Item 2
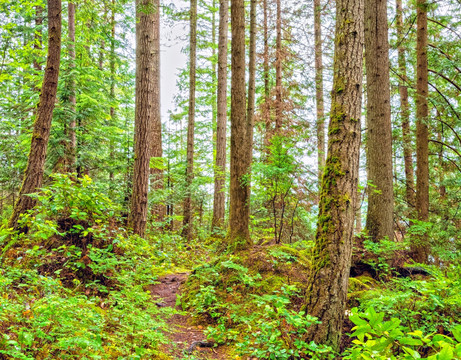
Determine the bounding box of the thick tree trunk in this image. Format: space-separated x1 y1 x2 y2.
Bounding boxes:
314 0 325 186
129 0 156 237
228 0 251 249
150 0 165 222
182 0 197 240
396 0 415 213
275 0 282 132
8 0 62 230
66 2 77 172
304 0 364 349
211 0 229 233
413 0 430 263
365 0 394 242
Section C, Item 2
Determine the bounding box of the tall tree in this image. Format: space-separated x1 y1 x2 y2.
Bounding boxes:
8 0 62 230
275 0 282 132
129 0 156 236
228 0 251 249
364 0 394 242
66 1 77 172
263 0 270 148
182 0 197 240
314 0 325 186
150 0 164 222
413 0 429 262
33 5 43 76
211 0 229 233
396 0 415 213
303 0 364 349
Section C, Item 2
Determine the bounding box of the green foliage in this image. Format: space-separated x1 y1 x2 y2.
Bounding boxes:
344 307 461 359
351 265 461 335
0 175 177 359
181 248 333 359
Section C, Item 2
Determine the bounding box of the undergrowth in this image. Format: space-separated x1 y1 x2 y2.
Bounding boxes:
0 174 187 359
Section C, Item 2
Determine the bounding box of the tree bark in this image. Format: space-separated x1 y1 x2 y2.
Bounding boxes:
150 0 165 222
66 1 77 172
8 0 62 230
314 0 325 186
413 0 430 263
263 0 270 148
211 0 229 233
182 0 197 240
275 0 282 132
109 0 116 183
396 0 415 213
228 0 251 249
303 0 364 349
364 0 394 242
129 0 156 237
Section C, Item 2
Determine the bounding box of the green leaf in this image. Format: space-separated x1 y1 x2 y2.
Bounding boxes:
437 344 454 360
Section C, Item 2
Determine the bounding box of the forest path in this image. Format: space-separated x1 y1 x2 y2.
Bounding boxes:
150 273 228 360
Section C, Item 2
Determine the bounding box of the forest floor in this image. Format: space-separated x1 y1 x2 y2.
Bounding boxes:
150 273 230 360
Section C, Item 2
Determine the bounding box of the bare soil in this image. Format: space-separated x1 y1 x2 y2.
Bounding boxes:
150 273 229 360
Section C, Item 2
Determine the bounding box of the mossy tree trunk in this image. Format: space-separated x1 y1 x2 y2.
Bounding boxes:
364 0 394 242
314 0 325 187
8 0 62 231
303 0 364 349
227 0 251 249
211 0 229 233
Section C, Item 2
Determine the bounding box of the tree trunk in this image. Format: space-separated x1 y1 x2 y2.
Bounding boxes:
33 5 43 75
109 0 116 183
182 0 197 240
8 0 62 230
67 1 77 172
413 0 430 263
150 0 164 222
211 0 229 233
275 0 282 132
263 0 270 148
129 0 156 237
303 0 364 349
314 0 325 186
364 0 394 242
396 0 415 213
228 0 251 249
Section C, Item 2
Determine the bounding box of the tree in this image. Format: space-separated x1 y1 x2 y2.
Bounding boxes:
303 0 364 349
314 0 325 186
396 0 415 214
182 0 197 240
413 0 430 263
8 0 62 231
275 0 282 132
150 0 164 222
129 0 157 236
66 1 77 172
364 0 394 242
227 0 251 249
211 0 229 233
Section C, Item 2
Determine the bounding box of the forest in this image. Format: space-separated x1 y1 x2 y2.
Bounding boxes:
0 0 460 358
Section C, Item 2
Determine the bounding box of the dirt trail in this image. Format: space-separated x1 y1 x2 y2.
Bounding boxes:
150 273 228 360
